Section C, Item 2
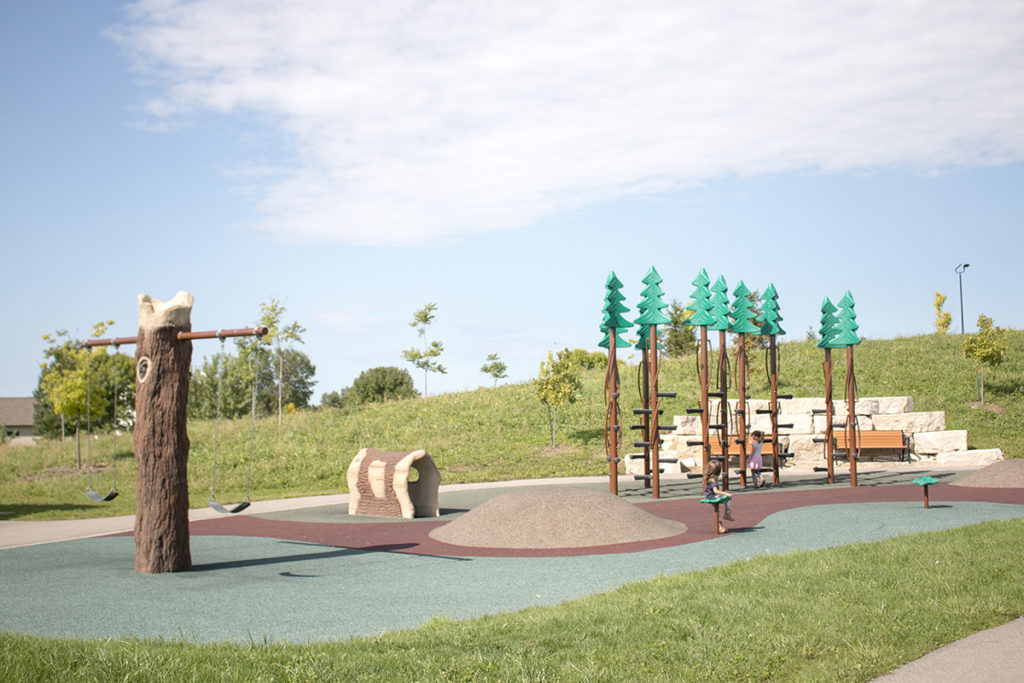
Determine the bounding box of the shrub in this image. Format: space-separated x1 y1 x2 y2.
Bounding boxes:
350 366 419 404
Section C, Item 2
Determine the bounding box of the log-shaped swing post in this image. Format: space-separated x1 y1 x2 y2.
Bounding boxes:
133 292 194 573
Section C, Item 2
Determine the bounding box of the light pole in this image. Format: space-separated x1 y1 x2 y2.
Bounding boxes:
955 263 970 334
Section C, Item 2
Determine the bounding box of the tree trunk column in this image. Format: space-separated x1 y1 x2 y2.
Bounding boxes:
133 292 194 573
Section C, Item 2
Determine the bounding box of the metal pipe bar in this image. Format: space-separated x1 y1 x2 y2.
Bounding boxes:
84 327 267 348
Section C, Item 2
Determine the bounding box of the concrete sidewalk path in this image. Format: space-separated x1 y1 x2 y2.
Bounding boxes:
875 616 1024 682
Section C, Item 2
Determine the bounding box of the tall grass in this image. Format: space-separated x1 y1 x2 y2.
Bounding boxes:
2 331 1021 520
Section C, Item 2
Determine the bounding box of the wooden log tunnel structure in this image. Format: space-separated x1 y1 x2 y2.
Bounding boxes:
346 448 440 519
83 291 267 574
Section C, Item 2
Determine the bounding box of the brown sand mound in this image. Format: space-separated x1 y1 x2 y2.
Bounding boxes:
428 486 687 549
951 459 1024 488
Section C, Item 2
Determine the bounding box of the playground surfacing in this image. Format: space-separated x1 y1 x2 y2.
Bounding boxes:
1 468 1022 643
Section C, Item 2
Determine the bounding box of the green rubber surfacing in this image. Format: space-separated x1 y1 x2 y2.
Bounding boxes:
1 500 1022 643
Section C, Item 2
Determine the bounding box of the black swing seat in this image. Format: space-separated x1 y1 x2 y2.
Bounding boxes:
208 498 250 514
85 489 118 503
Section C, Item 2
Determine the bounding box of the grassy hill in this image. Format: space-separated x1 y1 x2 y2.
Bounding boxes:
2 331 1021 520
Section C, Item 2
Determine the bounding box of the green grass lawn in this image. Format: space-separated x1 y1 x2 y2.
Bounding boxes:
2 518 1022 681
2 331 1022 521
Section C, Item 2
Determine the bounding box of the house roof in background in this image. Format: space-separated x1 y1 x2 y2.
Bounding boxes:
0 398 36 426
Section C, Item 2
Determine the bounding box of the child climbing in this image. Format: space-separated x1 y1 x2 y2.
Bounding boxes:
749 430 765 488
703 461 733 532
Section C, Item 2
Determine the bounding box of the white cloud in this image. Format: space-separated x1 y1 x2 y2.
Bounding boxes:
111 0 1024 245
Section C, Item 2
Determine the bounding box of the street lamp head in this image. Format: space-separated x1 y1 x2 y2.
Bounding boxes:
955 263 970 273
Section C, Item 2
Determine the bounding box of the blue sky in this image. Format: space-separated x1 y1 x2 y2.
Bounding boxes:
2 1 1023 401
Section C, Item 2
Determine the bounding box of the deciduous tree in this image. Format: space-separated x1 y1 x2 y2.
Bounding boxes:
963 314 1007 404
934 292 952 334
255 298 307 425
350 366 418 404
535 350 582 447
480 353 508 386
664 299 696 357
401 302 446 396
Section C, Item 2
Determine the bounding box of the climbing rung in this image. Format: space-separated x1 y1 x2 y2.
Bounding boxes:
812 437 825 443
657 391 677 398
777 423 794 429
708 391 725 398
709 423 724 429
686 473 704 479
833 423 847 429
778 394 794 399
755 409 773 414
630 425 645 430
686 407 703 414
686 440 704 446
658 425 676 432
633 408 652 415
811 409 827 414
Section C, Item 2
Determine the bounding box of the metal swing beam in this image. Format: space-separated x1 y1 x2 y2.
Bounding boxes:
82 326 267 513
84 327 268 348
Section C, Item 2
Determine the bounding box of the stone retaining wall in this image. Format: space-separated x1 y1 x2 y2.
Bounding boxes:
626 396 999 474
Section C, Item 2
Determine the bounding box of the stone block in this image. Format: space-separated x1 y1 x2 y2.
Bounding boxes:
936 449 1004 467
660 434 702 459
912 430 968 455
778 397 823 414
746 399 770 414
854 398 879 415
876 396 915 414
672 415 700 432
787 434 820 458
679 456 700 471
872 411 945 433
776 414 813 434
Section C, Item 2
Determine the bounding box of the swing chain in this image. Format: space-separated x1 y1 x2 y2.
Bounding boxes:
209 336 225 500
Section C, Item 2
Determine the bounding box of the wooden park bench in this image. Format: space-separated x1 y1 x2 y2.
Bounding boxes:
833 430 908 461
706 434 775 457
